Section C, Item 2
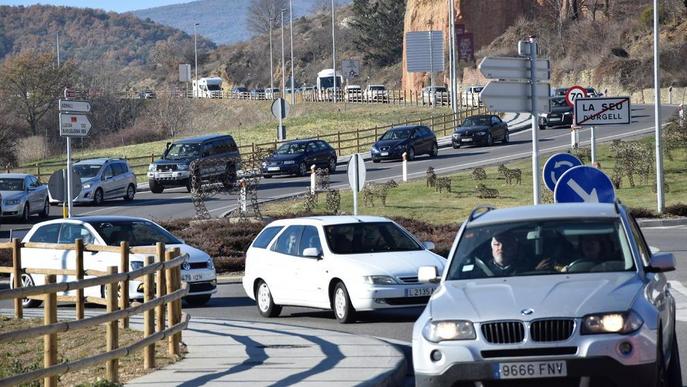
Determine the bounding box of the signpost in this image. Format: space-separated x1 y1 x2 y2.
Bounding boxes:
59 91 92 217
48 169 82 202
554 165 616 203
341 59 361 80
542 153 582 192
478 57 550 80
565 85 587 108
574 96 631 164
479 81 550 113
406 31 444 109
347 154 366 216
271 98 290 141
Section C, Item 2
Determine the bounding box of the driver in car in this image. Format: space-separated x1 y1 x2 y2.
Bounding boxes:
472 232 522 277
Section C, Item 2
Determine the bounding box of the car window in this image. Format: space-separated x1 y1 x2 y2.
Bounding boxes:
316 141 330 151
272 226 304 256
275 142 307 155
299 226 322 255
252 226 284 249
73 164 102 179
102 166 114 179
213 139 231 154
111 163 124 176
89 220 181 246
226 137 238 153
381 128 412 141
627 215 652 267
463 116 491 126
29 224 61 243
27 176 39 188
165 143 200 159
202 142 215 156
324 222 422 254
307 142 319 153
0 178 24 191
58 223 96 244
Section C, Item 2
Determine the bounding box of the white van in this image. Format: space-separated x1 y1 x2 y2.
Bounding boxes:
193 77 223 98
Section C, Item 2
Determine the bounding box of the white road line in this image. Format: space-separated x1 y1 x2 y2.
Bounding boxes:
669 281 687 322
670 281 687 297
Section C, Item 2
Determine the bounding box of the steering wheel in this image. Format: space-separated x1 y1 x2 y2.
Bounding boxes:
562 259 599 273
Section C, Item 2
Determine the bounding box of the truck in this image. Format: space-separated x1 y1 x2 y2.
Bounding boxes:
193 77 223 98
316 69 343 101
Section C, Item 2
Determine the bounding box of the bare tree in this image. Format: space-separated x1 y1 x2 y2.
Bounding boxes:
0 120 18 167
247 0 289 35
146 95 191 138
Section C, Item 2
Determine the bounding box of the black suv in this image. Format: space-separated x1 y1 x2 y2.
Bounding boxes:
539 96 573 129
371 125 438 162
147 134 240 193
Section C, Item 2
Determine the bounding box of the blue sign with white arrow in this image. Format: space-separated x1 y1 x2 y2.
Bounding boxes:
554 166 616 203
542 153 582 192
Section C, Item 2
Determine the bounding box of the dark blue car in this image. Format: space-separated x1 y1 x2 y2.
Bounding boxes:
262 139 338 177
371 125 438 163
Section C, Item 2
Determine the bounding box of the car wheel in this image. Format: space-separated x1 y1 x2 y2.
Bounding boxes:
502 131 510 144
332 282 355 324
539 124 546 130
18 273 42 308
184 295 211 307
298 162 307 177
40 199 50 218
93 188 104 206
21 203 30 222
667 332 682 387
255 280 281 317
328 158 337 173
123 184 136 201
406 147 415 161
149 180 164 194
452 141 461 149
222 164 237 189
430 143 439 158
372 158 380 163
486 133 494 146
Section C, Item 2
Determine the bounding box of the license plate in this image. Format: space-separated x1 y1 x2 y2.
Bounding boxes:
461 138 473 142
267 167 280 171
380 152 389 156
549 118 560 122
406 287 434 297
498 361 567 379
182 273 203 282
157 172 172 178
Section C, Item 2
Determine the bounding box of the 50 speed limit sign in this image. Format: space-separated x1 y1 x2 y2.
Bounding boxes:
565 85 587 108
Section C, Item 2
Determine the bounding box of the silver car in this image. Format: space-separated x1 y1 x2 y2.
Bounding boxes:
0 173 50 221
413 203 680 386
62 158 137 205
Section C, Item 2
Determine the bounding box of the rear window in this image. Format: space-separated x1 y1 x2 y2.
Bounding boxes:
29 224 61 243
252 226 284 249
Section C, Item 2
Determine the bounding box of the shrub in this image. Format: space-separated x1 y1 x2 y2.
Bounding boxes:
666 203 687 217
629 207 658 218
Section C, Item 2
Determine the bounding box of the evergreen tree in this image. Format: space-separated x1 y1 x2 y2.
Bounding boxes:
350 0 405 66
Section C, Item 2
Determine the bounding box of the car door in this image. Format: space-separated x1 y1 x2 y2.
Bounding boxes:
56 223 101 297
109 163 126 198
293 225 330 308
100 165 117 199
306 141 323 168
417 127 432 153
268 225 305 304
26 176 42 213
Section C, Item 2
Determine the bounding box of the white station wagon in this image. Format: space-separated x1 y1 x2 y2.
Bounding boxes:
242 216 446 323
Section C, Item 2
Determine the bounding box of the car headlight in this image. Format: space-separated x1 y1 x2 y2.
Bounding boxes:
363 275 398 285
130 261 144 271
4 199 21 205
452 133 460 138
148 164 156 172
207 258 215 270
371 146 379 152
581 311 643 334
423 320 476 342
283 160 295 165
82 183 91 190
262 162 267 167
177 164 189 170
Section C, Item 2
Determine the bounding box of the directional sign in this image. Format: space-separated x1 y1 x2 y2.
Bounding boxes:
480 81 550 113
554 165 616 204
478 57 550 81
565 85 587 108
271 98 290 119
59 113 92 137
406 31 444 73
574 97 631 126
48 169 82 202
341 59 361 79
542 153 582 192
59 100 91 113
347 154 366 193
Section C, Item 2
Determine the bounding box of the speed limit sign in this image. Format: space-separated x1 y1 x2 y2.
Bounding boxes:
565 85 587 108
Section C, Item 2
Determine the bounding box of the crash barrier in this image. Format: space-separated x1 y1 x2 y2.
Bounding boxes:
8 106 487 181
0 239 189 386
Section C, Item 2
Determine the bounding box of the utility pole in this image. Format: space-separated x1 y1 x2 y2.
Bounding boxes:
448 0 458 114
331 0 337 103
281 9 286 95
653 0 664 213
529 36 540 205
289 0 295 105
269 18 274 94
193 23 199 98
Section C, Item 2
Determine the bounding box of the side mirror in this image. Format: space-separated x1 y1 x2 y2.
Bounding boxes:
423 241 435 250
302 247 322 259
649 246 660 255
418 266 440 283
646 252 675 273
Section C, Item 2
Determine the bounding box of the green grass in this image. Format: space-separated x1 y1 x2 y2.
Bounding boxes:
263 137 687 224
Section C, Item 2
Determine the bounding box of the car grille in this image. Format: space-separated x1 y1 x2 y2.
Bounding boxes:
481 321 525 344
398 276 418 284
157 164 177 172
189 281 216 293
188 262 208 269
530 319 575 342
481 347 577 358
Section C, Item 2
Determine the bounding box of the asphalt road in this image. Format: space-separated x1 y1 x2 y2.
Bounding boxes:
0 104 677 235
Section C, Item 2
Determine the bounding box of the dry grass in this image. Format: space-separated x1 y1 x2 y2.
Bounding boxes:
0 315 182 386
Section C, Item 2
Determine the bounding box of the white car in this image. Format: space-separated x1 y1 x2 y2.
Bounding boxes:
242 216 446 323
14 216 217 307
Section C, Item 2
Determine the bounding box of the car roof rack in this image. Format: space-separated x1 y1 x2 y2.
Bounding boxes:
468 205 496 222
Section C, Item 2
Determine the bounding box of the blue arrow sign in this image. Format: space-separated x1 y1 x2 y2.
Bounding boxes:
542 153 582 192
554 166 616 204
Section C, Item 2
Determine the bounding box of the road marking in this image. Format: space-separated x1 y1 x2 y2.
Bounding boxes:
669 281 687 322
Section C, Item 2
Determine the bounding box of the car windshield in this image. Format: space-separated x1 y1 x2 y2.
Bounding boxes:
381 128 412 140
165 143 200 159
0 178 24 191
324 222 422 254
275 143 307 155
370 86 385 91
73 164 102 179
445 219 635 280
89 220 182 246
462 117 491 127
551 97 568 107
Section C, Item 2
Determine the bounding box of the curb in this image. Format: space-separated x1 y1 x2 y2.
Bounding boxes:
636 217 687 227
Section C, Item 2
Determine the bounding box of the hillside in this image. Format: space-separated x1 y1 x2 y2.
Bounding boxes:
132 0 352 45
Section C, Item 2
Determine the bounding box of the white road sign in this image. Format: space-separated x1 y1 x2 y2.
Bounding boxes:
179 64 192 82
574 97 631 126
347 154 366 193
478 57 550 81
480 81 551 113
59 100 91 113
271 98 290 119
60 113 92 137
406 31 444 73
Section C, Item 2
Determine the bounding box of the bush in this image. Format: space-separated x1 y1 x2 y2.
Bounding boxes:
666 203 687 217
629 207 658 218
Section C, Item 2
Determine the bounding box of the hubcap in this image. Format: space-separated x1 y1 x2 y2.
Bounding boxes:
258 284 271 312
96 191 102 203
329 159 336 170
128 186 134 198
335 288 346 318
21 274 33 303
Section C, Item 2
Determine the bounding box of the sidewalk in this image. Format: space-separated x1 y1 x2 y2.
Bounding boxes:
126 317 407 387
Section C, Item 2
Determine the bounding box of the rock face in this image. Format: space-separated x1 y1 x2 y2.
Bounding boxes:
402 0 536 90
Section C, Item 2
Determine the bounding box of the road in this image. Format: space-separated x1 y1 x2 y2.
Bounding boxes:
0 104 677 235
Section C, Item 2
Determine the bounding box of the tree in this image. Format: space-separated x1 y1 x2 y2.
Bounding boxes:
350 0 406 66
0 51 77 136
247 0 289 35
0 121 17 167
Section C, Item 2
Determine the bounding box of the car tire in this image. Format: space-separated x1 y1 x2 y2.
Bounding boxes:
502 131 510 144
123 184 136 201
149 180 164 194
93 188 104 206
332 282 355 324
430 143 439 158
40 199 49 218
256 280 281 317
17 273 42 308
184 295 211 307
21 203 30 222
298 162 308 177
539 124 546 130
222 164 237 189
486 133 494 146
452 142 461 149
372 158 380 163
328 158 337 173
667 332 682 387
407 147 415 161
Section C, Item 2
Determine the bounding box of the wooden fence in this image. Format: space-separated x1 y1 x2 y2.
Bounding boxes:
0 239 189 386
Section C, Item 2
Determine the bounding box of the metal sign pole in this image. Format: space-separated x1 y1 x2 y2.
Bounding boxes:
529 37 540 205
353 154 359 216
66 136 73 217
428 31 434 109
590 126 596 164
653 0 664 213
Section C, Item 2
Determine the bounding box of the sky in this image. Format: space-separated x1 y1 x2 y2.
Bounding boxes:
0 0 195 13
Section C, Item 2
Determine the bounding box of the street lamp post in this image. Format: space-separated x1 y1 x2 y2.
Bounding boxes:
269 18 274 94
281 9 286 96
289 0 295 105
193 22 199 98
331 0 337 103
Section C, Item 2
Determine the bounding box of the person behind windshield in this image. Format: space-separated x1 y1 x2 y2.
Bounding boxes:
472 232 521 277
579 234 607 261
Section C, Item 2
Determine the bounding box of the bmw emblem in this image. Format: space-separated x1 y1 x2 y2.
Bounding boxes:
521 308 534 316
182 260 191 271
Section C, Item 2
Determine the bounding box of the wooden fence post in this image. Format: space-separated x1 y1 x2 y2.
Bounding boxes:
106 266 119 383
356 129 360 153
337 132 341 156
11 238 22 319
143 255 155 370
156 242 166 332
119 241 130 329
165 250 179 356
75 239 84 320
173 248 182 347
44 274 57 387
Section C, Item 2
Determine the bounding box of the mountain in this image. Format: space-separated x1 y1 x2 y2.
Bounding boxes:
132 0 351 45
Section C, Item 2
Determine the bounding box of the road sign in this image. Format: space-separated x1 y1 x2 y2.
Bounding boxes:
347 154 366 193
480 81 551 113
565 85 587 108
271 98 290 119
48 169 82 202
59 113 92 137
179 64 192 82
574 97 631 126
63 87 76 99
542 153 582 192
341 59 361 79
405 31 444 73
554 165 616 203
59 100 91 113
478 57 550 81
